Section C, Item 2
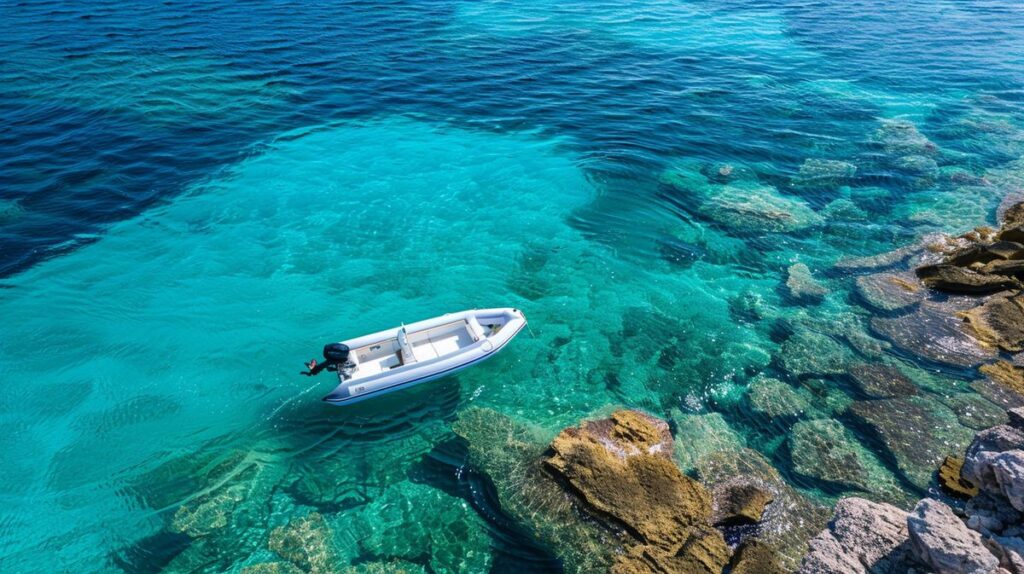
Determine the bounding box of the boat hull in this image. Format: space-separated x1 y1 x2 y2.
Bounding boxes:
322 308 526 405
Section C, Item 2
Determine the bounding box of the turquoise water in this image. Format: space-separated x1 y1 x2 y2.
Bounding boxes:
2 0 1024 571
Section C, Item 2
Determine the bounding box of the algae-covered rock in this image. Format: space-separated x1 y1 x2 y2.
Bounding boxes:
747 376 812 418
268 512 337 574
790 418 903 498
670 410 745 473
452 407 618 573
728 539 786 574
980 360 1024 398
546 410 728 574
938 456 979 499
340 560 427 574
847 363 918 399
786 263 829 303
778 328 851 377
848 396 974 490
795 158 857 188
874 119 936 157
939 392 1008 430
854 271 924 312
916 263 1022 294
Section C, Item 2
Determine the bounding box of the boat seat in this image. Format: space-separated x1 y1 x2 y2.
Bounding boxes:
390 351 404 369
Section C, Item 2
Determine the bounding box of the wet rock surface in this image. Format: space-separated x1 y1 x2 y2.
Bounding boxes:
747 376 812 419
870 299 997 368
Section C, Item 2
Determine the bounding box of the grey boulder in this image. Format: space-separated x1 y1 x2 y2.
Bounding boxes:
908 498 1000 574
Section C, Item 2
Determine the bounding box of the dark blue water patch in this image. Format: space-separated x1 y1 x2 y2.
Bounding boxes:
110 530 192 574
9 0 1017 277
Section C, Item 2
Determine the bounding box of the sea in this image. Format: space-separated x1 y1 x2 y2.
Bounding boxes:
2 0 1024 571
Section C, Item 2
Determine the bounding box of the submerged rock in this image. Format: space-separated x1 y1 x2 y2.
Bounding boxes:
452 407 618 573
699 181 823 234
786 263 829 303
671 410 745 473
849 396 974 490
874 119 937 157
546 410 729 574
790 418 902 498
847 363 918 399
870 300 997 367
268 513 337 574
854 271 924 312
939 392 1008 430
907 498 1000 574
696 448 830 570
747 376 812 419
778 328 851 377
710 477 774 526
353 481 492 573
798 497 916 574
794 158 857 189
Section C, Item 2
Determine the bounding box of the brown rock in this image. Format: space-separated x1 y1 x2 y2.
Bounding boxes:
729 539 786 574
871 300 997 368
1003 201 1024 229
961 292 1024 353
787 263 829 303
916 264 1022 294
546 410 729 574
268 513 337 574
981 361 1024 397
711 477 774 525
938 456 980 499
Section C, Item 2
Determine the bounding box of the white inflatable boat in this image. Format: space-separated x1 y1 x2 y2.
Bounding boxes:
322 308 527 405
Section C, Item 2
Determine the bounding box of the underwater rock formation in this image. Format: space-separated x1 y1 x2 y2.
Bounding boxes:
847 363 918 399
849 396 974 490
940 392 1009 431
746 376 812 419
699 182 823 234
452 407 619 573
670 409 745 473
695 447 830 570
710 477 774 525
785 263 829 303
870 299 997 367
794 158 857 189
545 410 729 574
854 271 924 312
981 361 1024 398
789 418 902 497
268 513 337 574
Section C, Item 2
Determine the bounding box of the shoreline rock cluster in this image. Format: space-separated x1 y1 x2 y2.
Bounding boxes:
799 407 1024 574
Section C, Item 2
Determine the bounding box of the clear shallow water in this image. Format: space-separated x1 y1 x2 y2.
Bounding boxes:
2 0 1024 571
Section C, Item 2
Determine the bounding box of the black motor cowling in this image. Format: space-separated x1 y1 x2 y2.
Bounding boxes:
323 343 350 363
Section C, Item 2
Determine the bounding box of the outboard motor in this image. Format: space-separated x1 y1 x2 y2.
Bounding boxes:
323 343 356 380
323 343 350 363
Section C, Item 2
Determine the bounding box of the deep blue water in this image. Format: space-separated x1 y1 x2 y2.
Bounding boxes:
2 0 1024 572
